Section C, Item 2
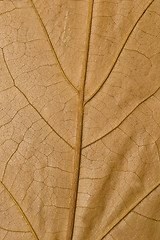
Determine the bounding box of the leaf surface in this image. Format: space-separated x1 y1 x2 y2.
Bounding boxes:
0 0 160 240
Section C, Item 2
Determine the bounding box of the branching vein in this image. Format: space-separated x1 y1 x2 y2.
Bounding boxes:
0 225 30 233
97 182 160 240
83 85 160 149
2 49 74 149
84 0 155 105
30 0 79 93
0 181 39 240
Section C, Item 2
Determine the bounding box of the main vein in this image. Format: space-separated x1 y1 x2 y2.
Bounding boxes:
66 0 94 239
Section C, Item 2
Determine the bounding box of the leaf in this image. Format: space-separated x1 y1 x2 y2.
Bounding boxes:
0 0 160 240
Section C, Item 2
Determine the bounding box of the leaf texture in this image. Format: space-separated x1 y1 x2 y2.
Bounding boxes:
0 0 160 240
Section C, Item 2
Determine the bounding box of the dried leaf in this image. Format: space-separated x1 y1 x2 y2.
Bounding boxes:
0 0 160 240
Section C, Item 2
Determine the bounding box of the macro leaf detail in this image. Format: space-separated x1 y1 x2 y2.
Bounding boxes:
0 0 160 240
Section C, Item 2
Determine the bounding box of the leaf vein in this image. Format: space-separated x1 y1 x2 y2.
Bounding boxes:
66 0 95 239
2 49 74 149
84 0 155 105
83 85 160 149
0 181 39 240
97 182 160 240
30 0 79 93
0 225 30 233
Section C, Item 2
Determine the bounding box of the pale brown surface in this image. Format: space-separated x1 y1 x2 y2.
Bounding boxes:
0 0 160 240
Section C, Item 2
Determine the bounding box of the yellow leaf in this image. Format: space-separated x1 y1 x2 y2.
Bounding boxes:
0 0 160 239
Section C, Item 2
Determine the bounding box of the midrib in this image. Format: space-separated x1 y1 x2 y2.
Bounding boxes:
66 0 94 239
